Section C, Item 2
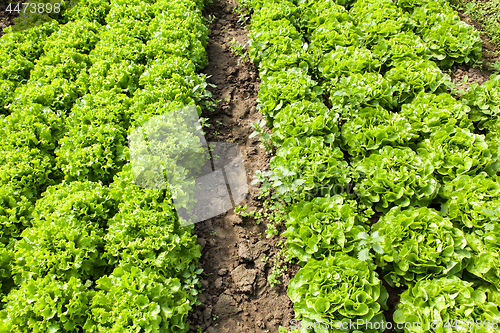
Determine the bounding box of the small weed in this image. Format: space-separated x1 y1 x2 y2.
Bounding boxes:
228 38 250 64
210 230 217 236
207 14 216 24
266 248 291 287
490 61 500 74
250 119 273 153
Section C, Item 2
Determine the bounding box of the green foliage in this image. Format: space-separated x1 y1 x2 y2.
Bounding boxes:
55 91 133 183
318 45 379 80
85 264 198 333
461 74 500 128
325 72 395 117
249 18 303 70
272 100 339 146
394 276 500 332
372 206 470 287
341 105 417 158
439 173 500 229
371 32 427 67
247 0 496 330
400 92 473 135
385 59 450 104
415 128 500 181
64 0 112 24
0 275 93 333
104 191 201 280
288 253 388 332
12 181 117 284
0 0 211 331
282 196 368 263
354 146 439 212
0 103 65 154
0 185 34 242
465 217 500 286
0 147 60 199
270 136 352 202
257 67 322 121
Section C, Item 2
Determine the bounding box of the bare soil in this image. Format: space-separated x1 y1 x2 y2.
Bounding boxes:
187 0 297 332
0 0 22 37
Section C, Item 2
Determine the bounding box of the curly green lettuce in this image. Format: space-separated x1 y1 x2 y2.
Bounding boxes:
394 276 500 332
288 253 388 333
372 206 470 287
354 146 439 212
439 173 500 229
282 196 368 263
415 127 500 181
272 101 339 146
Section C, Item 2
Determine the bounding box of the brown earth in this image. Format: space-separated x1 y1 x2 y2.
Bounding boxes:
187 0 297 332
0 0 21 37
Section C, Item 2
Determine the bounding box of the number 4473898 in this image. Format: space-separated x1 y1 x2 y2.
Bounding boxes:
5 2 61 14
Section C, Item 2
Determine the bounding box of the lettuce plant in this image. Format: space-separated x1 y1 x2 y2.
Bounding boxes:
298 0 351 36
55 91 133 183
354 146 439 212
0 103 65 154
270 136 352 202
341 105 417 158
318 45 379 80
90 28 146 64
13 181 117 284
0 274 93 332
104 199 201 281
0 147 59 199
461 74 500 128
257 67 322 121
415 128 500 181
325 72 395 118
248 18 305 72
0 185 33 242
272 100 339 146
63 0 111 24
309 20 359 52
350 0 412 47
372 206 470 287
86 264 198 333
371 31 427 67
288 253 388 333
439 173 500 229
282 195 368 263
464 208 500 286
422 18 482 68
400 92 473 136
385 59 450 104
394 276 500 332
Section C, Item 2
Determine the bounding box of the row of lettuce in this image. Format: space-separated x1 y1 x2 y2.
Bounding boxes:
0 0 212 331
246 0 500 331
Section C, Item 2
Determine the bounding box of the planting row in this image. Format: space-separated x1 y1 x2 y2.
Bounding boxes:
0 0 212 331
246 0 500 331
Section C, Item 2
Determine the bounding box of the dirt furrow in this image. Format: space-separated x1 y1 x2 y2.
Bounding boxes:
187 0 295 332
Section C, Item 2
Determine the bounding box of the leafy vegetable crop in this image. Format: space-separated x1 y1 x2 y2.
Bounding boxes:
288 253 388 332
0 0 211 331
245 0 500 331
